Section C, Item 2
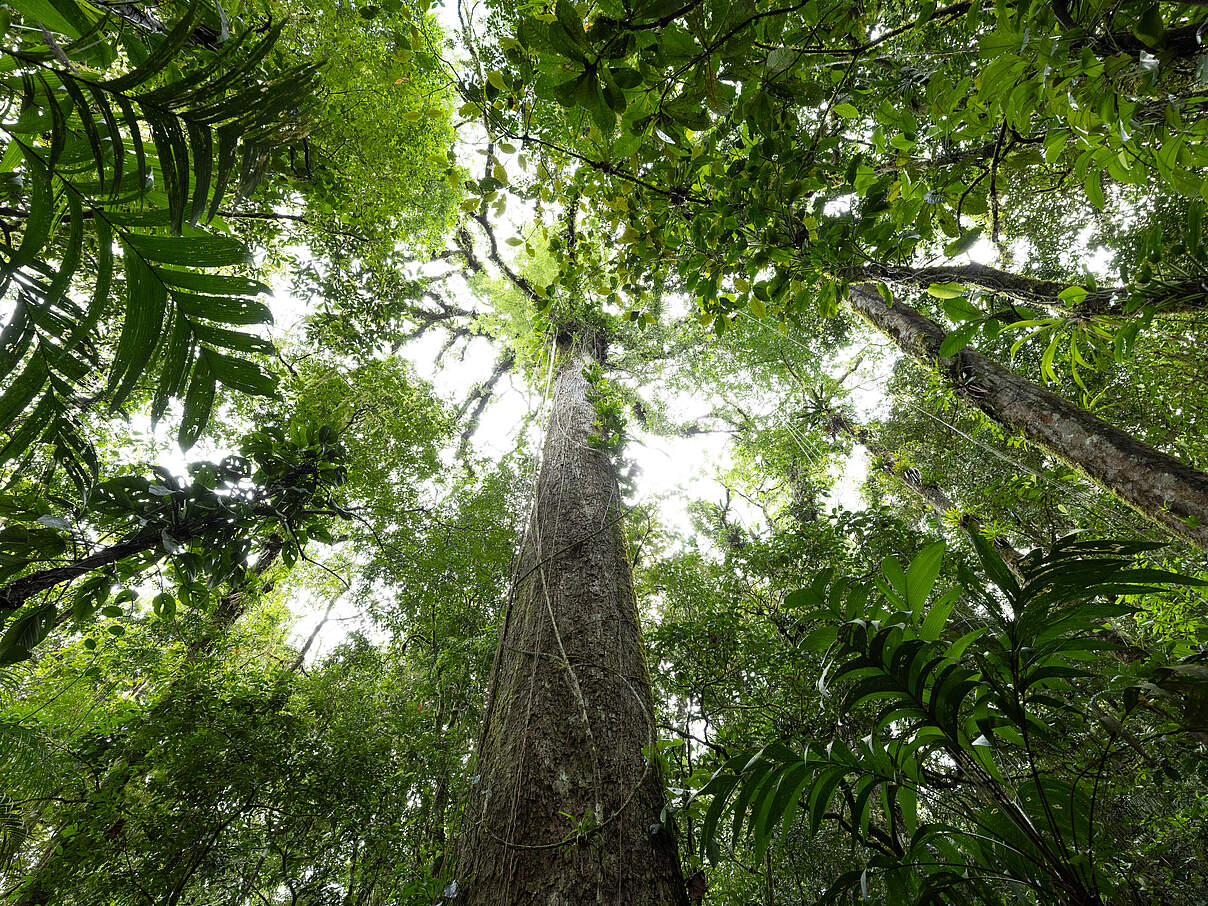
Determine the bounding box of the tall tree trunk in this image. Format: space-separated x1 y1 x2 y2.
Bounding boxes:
847 286 1208 552
455 339 686 905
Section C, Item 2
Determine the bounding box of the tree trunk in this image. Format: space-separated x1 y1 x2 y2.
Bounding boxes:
455 340 686 905
847 285 1208 552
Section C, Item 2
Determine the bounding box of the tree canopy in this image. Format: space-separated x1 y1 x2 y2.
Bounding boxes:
1 0 1207 903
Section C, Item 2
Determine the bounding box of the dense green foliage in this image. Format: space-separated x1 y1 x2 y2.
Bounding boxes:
2 0 1207 903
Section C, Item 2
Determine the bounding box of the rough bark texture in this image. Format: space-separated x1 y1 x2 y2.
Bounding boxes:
456 346 687 906
848 285 1208 552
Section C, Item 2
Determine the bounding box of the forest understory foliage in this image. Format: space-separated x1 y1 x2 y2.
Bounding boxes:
0 0 1207 903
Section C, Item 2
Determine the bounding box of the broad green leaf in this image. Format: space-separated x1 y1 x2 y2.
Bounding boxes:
179 353 216 449
0 601 58 665
920 587 960 640
201 347 277 396
938 322 978 358
906 541 946 617
944 227 983 258
926 282 967 299
125 234 250 267
172 291 273 325
1084 169 1105 210
7 0 85 38
109 251 168 407
881 557 907 601
554 0 586 46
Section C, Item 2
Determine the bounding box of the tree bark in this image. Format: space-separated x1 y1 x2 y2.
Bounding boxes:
455 340 687 905
847 285 1208 552
0 531 164 613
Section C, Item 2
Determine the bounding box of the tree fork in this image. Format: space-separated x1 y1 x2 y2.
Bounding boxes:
847 285 1208 552
454 336 687 905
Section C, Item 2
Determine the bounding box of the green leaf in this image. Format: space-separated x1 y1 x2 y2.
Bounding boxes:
0 356 49 433
546 21 588 62
882 556 907 601
801 624 838 652
171 291 273 325
108 251 168 407
906 541 946 618
152 313 193 422
833 103 859 119
699 773 738 864
948 627 985 660
943 295 981 322
1039 330 1061 382
968 533 1019 598
103 0 201 92
179 353 216 449
124 234 250 267
0 395 54 465
191 323 274 355
610 67 642 90
1133 3 1163 47
10 148 53 266
201 347 277 396
160 270 271 297
808 765 846 835
944 227 983 258
187 120 213 226
921 587 960 641
0 601 58 664
7 0 85 37
1056 286 1088 304
926 282 966 299
767 47 796 73
1084 169 1105 210
938 322 979 358
554 0 587 46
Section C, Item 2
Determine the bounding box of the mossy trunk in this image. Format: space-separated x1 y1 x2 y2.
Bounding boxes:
455 344 686 905
849 285 1208 552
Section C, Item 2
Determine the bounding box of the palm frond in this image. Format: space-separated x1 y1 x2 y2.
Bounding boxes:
0 0 321 479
